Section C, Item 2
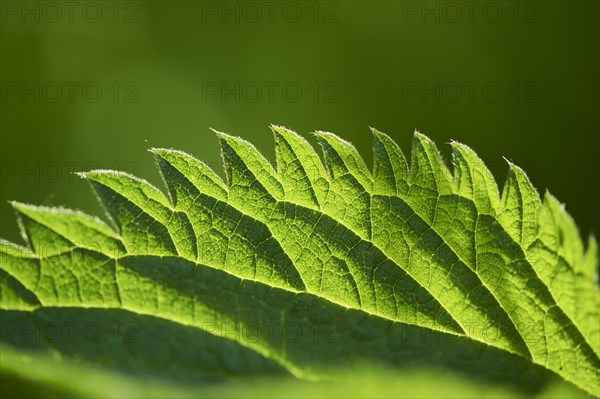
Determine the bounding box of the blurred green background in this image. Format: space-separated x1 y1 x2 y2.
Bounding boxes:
1 0 598 243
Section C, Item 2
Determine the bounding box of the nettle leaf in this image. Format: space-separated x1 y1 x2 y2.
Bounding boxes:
1 126 598 397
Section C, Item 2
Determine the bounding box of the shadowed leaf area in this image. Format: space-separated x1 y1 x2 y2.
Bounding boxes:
1 126 598 398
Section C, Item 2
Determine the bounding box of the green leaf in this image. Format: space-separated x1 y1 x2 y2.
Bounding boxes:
1 126 598 397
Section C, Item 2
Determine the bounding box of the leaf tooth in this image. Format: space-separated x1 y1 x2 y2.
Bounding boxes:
312 131 373 239
404 133 454 226
540 192 586 272
498 160 541 249
80 170 172 233
451 141 500 214
372 128 409 196
81 169 172 209
80 170 195 258
213 128 284 200
151 148 228 205
9 201 125 257
313 130 373 192
271 124 328 209
409 132 454 196
11 202 75 257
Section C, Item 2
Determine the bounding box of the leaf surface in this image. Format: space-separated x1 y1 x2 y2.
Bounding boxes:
1 126 598 396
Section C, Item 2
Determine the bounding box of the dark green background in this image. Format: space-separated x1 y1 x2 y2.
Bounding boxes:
1 0 598 243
